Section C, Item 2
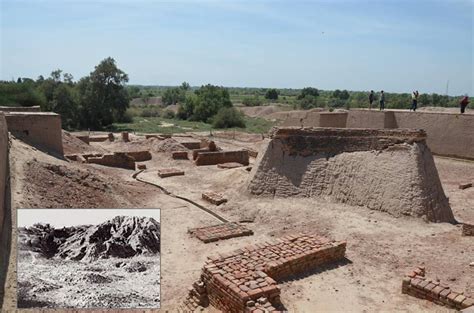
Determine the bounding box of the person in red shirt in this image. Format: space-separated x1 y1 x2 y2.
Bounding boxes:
460 96 469 114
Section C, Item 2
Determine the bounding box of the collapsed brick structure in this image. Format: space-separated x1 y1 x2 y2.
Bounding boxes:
87 152 135 170
195 150 249 166
188 222 252 243
157 168 185 178
402 267 474 310
462 223 474 236
248 127 455 223
202 192 228 205
183 233 346 312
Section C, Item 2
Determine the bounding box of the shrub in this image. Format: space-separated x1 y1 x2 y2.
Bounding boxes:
242 96 263 106
212 107 246 128
265 89 278 101
163 110 175 119
140 107 160 117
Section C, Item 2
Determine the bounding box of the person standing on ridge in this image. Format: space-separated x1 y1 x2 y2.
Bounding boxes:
411 90 419 111
369 90 375 110
379 90 385 110
460 95 469 114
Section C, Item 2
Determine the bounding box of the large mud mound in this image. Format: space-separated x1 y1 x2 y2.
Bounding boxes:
19 216 160 262
248 127 455 223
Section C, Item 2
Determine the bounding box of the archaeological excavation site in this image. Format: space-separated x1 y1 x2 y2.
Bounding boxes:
0 108 473 312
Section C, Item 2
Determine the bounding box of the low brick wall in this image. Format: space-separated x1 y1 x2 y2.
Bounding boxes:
87 152 135 169
195 150 249 166
462 223 474 236
188 222 252 243
0 113 8 239
122 132 129 142
402 267 474 310
157 168 185 178
75 135 90 144
172 151 189 160
183 233 346 312
125 150 152 162
89 135 109 142
181 141 201 149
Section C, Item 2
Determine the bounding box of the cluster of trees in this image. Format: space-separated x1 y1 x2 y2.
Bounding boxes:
1 57 130 130
177 84 245 128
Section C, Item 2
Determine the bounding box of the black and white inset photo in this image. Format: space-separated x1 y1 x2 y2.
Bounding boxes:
17 208 160 309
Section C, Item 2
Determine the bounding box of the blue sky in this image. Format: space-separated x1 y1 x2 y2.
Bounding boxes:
1 0 472 95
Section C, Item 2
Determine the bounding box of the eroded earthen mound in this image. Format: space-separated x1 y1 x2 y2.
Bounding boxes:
248 127 455 223
19 216 160 262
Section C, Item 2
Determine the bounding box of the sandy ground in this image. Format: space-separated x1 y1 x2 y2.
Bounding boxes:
1 132 473 312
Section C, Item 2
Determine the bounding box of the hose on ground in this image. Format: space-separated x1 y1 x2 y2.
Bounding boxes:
132 170 228 223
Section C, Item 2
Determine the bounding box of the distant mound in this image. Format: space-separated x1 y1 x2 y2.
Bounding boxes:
19 216 160 262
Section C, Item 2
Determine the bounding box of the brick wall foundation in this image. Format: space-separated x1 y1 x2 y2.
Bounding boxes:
157 168 185 178
195 150 249 166
125 150 152 162
172 151 189 160
402 267 474 310
183 233 346 312
87 153 135 169
188 222 252 243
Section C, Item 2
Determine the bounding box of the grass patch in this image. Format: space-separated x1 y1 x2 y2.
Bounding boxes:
111 116 276 135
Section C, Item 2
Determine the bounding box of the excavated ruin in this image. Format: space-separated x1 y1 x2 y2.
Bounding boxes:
248 127 455 223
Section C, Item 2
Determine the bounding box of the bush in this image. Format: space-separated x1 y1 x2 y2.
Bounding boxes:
212 107 246 128
299 95 320 109
140 107 161 117
265 89 278 101
163 110 175 119
242 96 263 106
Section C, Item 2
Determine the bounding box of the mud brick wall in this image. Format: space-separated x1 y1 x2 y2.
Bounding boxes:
195 150 249 166
89 135 109 142
189 233 346 313
402 267 474 310
270 127 427 157
87 153 135 169
157 168 185 178
462 223 474 236
282 110 474 160
188 222 252 243
5 112 63 155
0 113 8 238
181 141 201 149
125 150 152 162
75 135 90 144
172 151 189 159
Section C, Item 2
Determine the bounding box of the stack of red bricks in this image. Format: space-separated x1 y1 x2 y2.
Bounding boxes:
462 223 474 236
188 222 253 243
157 168 184 178
402 266 474 310
202 192 228 205
184 233 346 313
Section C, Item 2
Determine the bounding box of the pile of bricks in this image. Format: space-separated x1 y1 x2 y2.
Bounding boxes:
188 222 253 243
157 168 185 178
217 162 245 169
183 233 347 312
462 223 474 236
402 266 474 310
202 192 227 205
172 151 189 160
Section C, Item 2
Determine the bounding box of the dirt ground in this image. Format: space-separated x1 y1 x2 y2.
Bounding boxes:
1 131 473 312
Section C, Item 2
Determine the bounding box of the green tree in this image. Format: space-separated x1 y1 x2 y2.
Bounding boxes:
212 107 245 128
298 87 319 100
162 87 185 106
77 57 129 129
190 84 232 122
265 88 278 101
